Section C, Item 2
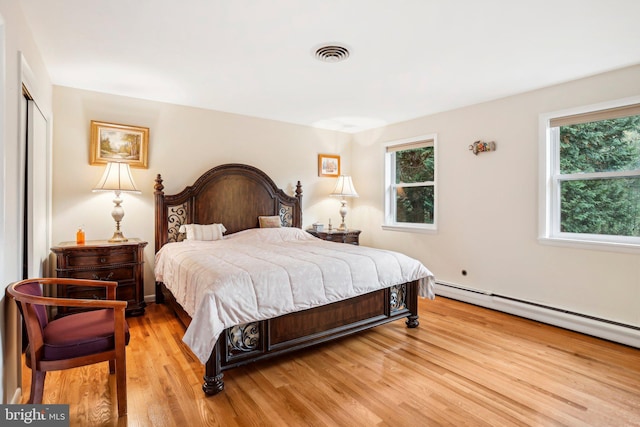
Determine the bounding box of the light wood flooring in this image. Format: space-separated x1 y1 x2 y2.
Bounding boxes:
21 297 640 426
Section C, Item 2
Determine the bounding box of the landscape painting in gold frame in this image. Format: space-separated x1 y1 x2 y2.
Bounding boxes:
90 120 149 168
318 154 340 177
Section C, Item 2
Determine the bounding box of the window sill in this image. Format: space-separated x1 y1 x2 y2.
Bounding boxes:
538 236 640 254
381 224 437 234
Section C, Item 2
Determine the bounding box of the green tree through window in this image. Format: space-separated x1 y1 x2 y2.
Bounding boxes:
558 115 640 237
395 147 434 224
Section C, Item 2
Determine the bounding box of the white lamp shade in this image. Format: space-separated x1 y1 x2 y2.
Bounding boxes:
93 162 141 194
330 175 359 198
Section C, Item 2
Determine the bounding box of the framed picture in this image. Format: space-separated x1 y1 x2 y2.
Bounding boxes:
90 121 149 168
318 154 340 177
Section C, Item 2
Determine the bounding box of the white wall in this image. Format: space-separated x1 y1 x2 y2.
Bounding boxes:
0 0 52 404
351 65 640 329
51 86 353 297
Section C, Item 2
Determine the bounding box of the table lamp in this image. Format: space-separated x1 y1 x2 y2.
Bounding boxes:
93 162 141 242
330 175 359 231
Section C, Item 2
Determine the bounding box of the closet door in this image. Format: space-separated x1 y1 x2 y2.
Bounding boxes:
25 98 49 278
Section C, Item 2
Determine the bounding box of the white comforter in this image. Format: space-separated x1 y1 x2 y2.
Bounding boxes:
154 227 435 363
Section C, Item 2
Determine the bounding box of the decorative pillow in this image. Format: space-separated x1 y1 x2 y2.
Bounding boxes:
178 223 226 241
258 215 282 228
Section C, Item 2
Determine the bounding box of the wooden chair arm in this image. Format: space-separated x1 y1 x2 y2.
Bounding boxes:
23 295 127 310
8 292 127 310
6 278 127 310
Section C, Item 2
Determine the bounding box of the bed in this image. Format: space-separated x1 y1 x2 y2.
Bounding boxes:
154 163 435 395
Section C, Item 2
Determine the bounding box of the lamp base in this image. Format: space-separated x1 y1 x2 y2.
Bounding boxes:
108 230 128 243
337 200 348 231
108 215 128 243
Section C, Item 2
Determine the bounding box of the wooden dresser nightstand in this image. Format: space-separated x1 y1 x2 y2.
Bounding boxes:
51 239 147 316
307 229 361 245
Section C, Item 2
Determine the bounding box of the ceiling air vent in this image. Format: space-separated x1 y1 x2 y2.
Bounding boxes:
314 45 350 63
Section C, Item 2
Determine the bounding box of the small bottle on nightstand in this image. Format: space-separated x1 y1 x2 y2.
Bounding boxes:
76 226 85 245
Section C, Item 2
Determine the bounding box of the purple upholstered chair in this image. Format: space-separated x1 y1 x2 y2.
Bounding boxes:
7 278 130 417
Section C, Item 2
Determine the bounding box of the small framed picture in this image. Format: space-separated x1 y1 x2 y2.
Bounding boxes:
318 154 340 177
90 120 149 168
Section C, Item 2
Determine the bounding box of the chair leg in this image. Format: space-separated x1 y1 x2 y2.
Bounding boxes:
29 370 46 404
108 359 115 374
115 353 127 416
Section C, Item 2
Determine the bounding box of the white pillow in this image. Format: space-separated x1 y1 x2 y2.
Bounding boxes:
178 223 227 241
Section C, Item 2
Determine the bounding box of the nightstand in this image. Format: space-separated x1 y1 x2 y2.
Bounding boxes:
51 239 147 316
307 229 361 245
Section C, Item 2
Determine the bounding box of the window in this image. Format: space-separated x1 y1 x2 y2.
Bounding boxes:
383 134 437 232
540 99 640 250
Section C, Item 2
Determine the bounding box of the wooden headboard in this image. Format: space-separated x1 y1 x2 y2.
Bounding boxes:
154 163 303 252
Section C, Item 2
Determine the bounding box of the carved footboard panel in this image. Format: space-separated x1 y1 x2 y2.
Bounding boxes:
157 280 419 394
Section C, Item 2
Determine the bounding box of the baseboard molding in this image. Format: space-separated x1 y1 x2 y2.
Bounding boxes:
435 282 640 349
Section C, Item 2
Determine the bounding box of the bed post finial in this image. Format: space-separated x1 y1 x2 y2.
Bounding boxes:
295 180 302 201
154 174 164 194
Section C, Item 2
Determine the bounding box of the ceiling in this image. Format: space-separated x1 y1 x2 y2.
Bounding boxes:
19 0 640 133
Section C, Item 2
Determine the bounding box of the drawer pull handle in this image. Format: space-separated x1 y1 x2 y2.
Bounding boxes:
92 272 114 281
99 257 107 263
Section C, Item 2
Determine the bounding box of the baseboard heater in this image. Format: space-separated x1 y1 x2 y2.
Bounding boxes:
434 281 640 349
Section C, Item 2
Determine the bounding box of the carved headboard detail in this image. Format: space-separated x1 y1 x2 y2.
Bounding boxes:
154 163 303 252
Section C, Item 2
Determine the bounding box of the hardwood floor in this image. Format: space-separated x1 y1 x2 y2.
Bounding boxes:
22 297 640 426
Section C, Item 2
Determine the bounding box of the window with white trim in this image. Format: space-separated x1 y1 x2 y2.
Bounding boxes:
383 135 437 232
540 100 640 250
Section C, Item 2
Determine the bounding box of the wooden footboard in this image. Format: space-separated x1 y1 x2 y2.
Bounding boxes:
157 280 419 395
